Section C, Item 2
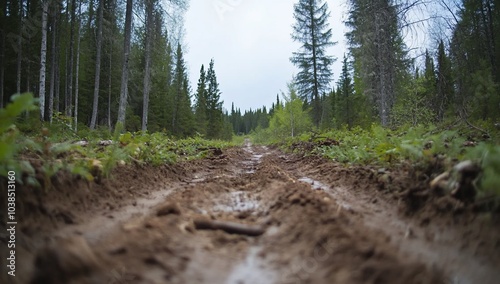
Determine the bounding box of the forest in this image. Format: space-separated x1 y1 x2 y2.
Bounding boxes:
1 0 499 136
1 1 500 283
0 0 499 184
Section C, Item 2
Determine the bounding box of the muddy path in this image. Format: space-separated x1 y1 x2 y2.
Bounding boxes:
3 141 500 284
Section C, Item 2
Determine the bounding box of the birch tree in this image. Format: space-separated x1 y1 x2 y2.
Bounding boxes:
39 0 49 120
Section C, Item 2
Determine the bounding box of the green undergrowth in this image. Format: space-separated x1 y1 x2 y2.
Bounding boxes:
254 124 500 197
0 93 237 190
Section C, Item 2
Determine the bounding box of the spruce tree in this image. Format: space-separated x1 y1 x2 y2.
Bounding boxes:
206 59 223 139
337 55 355 128
171 43 193 137
291 0 336 126
346 0 408 126
194 64 208 135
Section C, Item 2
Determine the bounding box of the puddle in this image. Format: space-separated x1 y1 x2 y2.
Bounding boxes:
299 177 352 211
213 191 259 213
298 177 329 191
251 154 263 161
225 247 276 284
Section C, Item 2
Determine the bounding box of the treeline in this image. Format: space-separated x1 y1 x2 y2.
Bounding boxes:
334 0 500 129
0 0 234 140
339 0 500 128
254 0 500 139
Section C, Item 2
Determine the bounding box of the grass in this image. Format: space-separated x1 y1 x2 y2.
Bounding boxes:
0 93 237 190
253 123 500 197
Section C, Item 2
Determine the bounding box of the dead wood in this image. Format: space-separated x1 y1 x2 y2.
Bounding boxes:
193 218 265 236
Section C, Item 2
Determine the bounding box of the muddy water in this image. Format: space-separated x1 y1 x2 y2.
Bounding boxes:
225 247 276 284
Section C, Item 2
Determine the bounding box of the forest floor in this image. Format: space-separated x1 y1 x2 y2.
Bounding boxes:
2 141 500 284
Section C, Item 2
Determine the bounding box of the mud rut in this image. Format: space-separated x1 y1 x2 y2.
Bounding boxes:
23 141 500 284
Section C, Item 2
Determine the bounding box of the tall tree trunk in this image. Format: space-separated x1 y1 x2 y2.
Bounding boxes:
90 0 103 129
108 0 116 131
16 0 23 95
39 0 49 120
117 0 133 127
108 43 113 130
25 0 31 96
142 0 153 131
49 9 57 122
55 1 61 113
64 44 69 114
74 1 81 131
67 0 75 117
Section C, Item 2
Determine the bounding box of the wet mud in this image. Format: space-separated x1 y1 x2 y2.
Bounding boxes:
2 141 499 284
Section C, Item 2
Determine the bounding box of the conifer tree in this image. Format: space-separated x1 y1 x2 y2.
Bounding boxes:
171 43 193 136
337 55 355 128
194 64 208 135
291 0 336 126
206 59 223 139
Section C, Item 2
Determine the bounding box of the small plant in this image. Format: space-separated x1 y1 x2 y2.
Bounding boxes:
0 93 38 179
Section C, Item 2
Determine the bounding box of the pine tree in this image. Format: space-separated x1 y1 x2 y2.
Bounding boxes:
206 59 223 139
171 43 193 137
337 55 355 128
291 0 336 126
346 0 408 126
194 64 208 135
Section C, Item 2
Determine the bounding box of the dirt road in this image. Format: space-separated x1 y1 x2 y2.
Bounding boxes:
4 141 500 284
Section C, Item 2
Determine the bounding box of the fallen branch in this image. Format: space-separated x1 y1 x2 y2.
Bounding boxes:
193 218 265 236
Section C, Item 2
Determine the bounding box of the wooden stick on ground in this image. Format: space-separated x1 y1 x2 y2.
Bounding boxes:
193 218 265 237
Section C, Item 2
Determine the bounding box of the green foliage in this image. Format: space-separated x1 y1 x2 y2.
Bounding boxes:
392 76 434 127
0 93 38 178
465 143 500 196
272 83 313 139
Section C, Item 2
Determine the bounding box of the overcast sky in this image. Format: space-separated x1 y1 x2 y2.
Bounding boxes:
184 0 349 112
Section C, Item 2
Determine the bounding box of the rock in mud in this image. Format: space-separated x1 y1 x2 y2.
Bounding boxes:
156 202 182 216
31 236 100 284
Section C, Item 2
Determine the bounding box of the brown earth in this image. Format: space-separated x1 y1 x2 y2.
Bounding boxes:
1 141 499 284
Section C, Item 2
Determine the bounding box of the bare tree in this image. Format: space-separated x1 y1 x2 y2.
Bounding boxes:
90 0 103 129
117 0 133 127
39 0 49 120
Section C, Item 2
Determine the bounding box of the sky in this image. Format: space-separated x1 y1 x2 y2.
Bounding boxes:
184 0 350 112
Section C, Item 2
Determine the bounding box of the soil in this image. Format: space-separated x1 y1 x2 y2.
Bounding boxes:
1 141 499 284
